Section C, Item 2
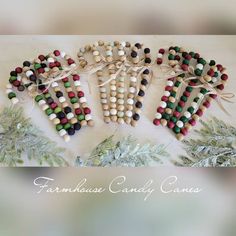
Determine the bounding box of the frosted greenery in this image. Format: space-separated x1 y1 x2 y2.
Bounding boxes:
76 135 170 167
175 117 236 167
0 106 68 167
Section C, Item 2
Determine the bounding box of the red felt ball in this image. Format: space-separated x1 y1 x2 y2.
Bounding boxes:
196 109 203 117
189 119 196 126
75 108 82 115
221 74 228 81
55 61 61 67
216 64 223 71
181 128 188 136
210 94 217 99
38 55 45 61
43 89 49 94
173 111 180 118
50 103 58 110
157 107 164 113
194 53 200 59
73 75 80 81
185 54 192 60
189 81 196 86
62 77 69 82
159 48 165 54
49 62 55 68
165 86 172 91
60 118 68 125
207 69 215 77
156 58 163 65
153 118 161 126
77 91 84 98
174 55 181 61
181 64 189 71
38 68 45 74
178 100 185 107
13 80 20 87
54 50 60 56
161 96 168 102
203 101 210 108
68 58 75 65
15 67 22 73
168 121 175 129
68 92 75 98
183 91 191 97
84 107 91 114
217 84 224 90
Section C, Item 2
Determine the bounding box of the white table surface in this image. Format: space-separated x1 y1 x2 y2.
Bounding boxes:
0 35 235 166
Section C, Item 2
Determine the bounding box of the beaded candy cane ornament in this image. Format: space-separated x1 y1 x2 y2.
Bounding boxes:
6 50 93 142
153 46 229 140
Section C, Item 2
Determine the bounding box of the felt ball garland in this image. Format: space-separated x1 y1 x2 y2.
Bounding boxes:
77 40 152 126
153 46 229 140
6 50 93 141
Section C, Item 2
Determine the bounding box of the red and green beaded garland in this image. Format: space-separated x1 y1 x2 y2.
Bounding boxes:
153 46 229 140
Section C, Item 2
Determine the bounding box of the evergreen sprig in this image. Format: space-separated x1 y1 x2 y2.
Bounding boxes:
175 117 236 167
76 135 169 167
0 106 68 167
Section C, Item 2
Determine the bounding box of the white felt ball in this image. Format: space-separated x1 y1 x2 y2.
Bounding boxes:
160 101 167 108
66 113 74 120
155 112 162 119
117 99 124 105
129 87 136 93
110 109 117 115
103 110 110 116
85 114 92 120
59 129 67 137
26 70 33 78
74 81 81 87
125 110 132 117
11 97 19 105
79 97 87 103
59 97 66 103
110 97 117 103
127 98 134 105
51 82 59 88
184 111 191 119
176 121 184 128
49 113 57 120
164 91 170 97
166 81 174 86
130 77 137 83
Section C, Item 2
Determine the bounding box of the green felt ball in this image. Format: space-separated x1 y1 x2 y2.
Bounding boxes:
174 81 181 87
64 123 71 130
188 106 194 114
173 126 181 134
176 106 182 113
170 91 176 97
162 113 170 120
183 59 189 65
209 60 216 66
167 102 174 109
71 97 78 104
180 116 188 123
180 95 187 102
186 86 193 92
9 76 17 83
174 46 180 52
77 114 85 121
34 63 41 70
170 116 177 123
46 108 53 116
8 92 16 99
35 95 43 102
168 54 175 60
194 68 202 76
56 124 63 131
54 107 62 114
44 93 51 99
200 88 208 94
64 82 71 88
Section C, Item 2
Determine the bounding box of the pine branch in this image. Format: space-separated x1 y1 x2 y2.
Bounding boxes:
0 106 68 167
176 117 236 167
77 135 170 167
